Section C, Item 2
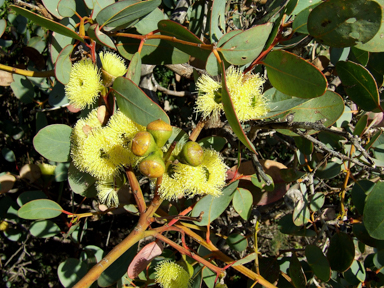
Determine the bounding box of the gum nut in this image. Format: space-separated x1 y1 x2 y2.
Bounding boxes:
147 119 173 147
139 156 165 178
180 141 204 166
131 131 157 157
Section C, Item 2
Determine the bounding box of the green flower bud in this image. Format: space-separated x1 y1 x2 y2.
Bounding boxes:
139 153 166 178
147 119 173 148
179 141 204 167
131 131 158 157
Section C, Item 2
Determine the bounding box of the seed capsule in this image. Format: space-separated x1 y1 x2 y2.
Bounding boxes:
131 131 158 157
180 141 204 167
139 154 166 178
147 119 173 148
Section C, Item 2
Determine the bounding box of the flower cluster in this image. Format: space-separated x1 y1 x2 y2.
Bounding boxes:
159 147 228 201
71 108 145 207
65 59 103 110
195 66 269 122
155 260 191 288
65 52 127 109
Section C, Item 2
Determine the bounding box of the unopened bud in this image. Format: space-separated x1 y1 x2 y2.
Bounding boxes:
147 119 173 148
180 141 204 167
132 132 158 157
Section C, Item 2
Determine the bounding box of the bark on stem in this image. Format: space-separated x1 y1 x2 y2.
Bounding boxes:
73 178 163 287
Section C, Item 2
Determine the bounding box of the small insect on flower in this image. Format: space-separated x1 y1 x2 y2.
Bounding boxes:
195 66 269 122
65 59 103 110
74 128 122 180
155 260 191 288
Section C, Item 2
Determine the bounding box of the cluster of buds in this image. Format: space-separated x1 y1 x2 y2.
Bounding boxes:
131 119 172 178
131 120 208 180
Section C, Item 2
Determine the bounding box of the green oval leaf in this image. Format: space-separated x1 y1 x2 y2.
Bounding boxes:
344 260 366 285
353 223 384 250
42 0 63 19
96 0 160 30
18 199 63 220
262 50 327 98
2 148 15 162
354 114 368 136
251 174 274 191
33 124 72 162
68 163 98 198
126 52 141 85
0 19 6 38
90 0 114 19
289 253 307 288
351 180 374 215
336 61 380 112
232 188 253 220
10 5 83 42
198 136 227 152
327 232 355 272
117 36 190 65
220 62 257 154
17 190 48 207
55 44 73 85
87 24 115 50
292 2 321 34
277 91 344 136
10 74 35 104
219 22 273 65
226 233 248 252
158 20 210 61
355 0 384 52
29 219 61 238
305 245 331 281
58 0 76 17
50 19 75 63
191 181 239 226
364 182 384 240
113 76 169 126
262 88 308 118
58 258 88 288
209 0 225 42
55 162 69 182
135 8 166 35
350 47 369 66
307 0 382 47
309 193 325 212
293 200 310 226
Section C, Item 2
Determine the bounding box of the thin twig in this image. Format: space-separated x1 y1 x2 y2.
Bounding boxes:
252 119 377 167
151 75 194 97
251 154 272 185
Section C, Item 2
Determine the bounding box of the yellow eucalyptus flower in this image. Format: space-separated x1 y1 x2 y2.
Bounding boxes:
159 148 228 201
96 176 124 207
71 108 104 169
99 51 128 78
65 59 103 110
195 67 269 122
106 129 143 169
155 260 191 288
107 110 145 141
74 128 121 180
71 109 146 179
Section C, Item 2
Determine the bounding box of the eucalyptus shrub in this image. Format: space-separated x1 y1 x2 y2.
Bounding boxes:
2 0 384 287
